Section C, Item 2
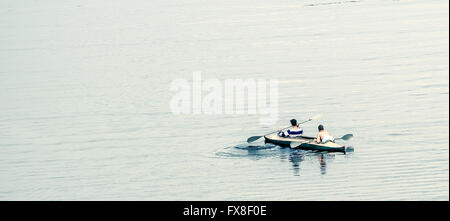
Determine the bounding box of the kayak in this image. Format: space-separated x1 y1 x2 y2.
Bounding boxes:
264 133 346 152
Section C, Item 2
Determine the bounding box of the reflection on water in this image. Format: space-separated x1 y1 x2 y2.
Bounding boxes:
288 151 304 176
218 144 345 176
287 151 337 176
318 154 328 175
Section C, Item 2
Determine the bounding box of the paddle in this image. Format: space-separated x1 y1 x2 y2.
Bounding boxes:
246 114 322 143
335 133 353 141
289 133 354 148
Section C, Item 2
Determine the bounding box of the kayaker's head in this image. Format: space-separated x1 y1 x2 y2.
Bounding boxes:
318 124 324 131
290 119 297 126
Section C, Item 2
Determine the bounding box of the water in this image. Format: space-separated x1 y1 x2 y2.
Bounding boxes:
0 0 448 200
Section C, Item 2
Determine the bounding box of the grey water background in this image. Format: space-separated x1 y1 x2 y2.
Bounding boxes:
0 0 448 200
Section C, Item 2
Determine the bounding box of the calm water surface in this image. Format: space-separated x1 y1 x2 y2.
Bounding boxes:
0 0 448 200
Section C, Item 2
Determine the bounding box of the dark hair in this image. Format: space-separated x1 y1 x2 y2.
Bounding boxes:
318 125 324 131
290 119 297 126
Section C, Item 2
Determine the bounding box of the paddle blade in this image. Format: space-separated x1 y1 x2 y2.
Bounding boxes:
340 134 354 141
247 136 262 143
344 146 354 152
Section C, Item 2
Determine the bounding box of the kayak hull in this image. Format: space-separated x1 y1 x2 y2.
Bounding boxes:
264 134 346 152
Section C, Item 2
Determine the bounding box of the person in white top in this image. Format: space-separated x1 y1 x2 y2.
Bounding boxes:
315 125 335 143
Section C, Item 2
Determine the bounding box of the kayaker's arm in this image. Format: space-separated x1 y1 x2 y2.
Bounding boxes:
278 129 289 137
315 134 321 143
